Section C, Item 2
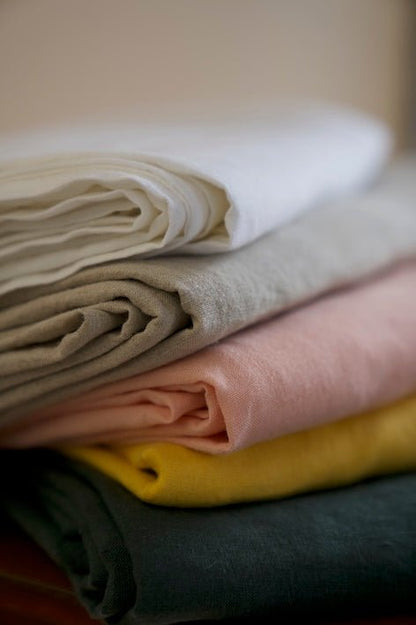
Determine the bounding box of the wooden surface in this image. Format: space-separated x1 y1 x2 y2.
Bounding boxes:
0 518 99 625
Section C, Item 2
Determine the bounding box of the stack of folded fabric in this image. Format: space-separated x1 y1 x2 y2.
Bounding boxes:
0 102 415 625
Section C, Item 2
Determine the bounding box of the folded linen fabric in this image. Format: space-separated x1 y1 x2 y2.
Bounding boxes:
63 396 416 507
1 450 415 624
4 261 416 451
0 104 390 295
1 156 416 422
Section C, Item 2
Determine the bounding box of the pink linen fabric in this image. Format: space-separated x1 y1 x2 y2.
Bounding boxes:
1 261 416 453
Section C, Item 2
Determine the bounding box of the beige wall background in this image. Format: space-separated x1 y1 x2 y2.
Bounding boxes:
0 0 414 146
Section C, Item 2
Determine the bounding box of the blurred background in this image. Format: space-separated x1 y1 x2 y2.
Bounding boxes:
0 0 414 147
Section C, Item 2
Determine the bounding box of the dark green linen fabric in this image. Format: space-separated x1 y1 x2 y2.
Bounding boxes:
0 450 414 625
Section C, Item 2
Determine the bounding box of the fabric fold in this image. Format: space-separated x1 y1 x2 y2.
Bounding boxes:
4 260 416 451
1 450 415 624
1 155 416 421
64 396 416 507
0 104 391 294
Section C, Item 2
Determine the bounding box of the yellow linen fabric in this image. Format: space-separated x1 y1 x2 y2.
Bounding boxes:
65 396 416 508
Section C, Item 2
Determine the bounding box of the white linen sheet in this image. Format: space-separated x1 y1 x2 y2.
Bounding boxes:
0 103 391 295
